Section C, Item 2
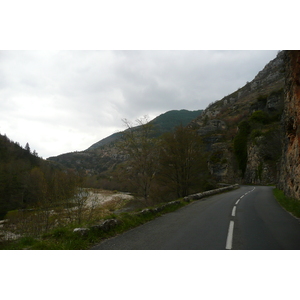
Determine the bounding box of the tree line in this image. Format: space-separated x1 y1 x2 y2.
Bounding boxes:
111 117 213 206
0 134 79 219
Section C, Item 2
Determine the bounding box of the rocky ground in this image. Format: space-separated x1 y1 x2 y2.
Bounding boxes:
0 189 134 242
85 189 133 207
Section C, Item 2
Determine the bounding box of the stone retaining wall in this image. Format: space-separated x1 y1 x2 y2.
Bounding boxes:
73 185 239 235
183 184 239 202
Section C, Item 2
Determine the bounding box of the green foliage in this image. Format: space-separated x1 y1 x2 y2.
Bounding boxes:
251 129 263 138
88 110 203 150
250 129 263 143
2 236 36 250
273 188 300 218
0 132 80 218
233 105 283 177
5 210 20 219
45 227 71 239
249 110 270 125
150 109 203 136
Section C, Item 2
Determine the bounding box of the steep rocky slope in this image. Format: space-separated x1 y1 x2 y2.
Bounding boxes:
188 51 285 184
278 50 300 199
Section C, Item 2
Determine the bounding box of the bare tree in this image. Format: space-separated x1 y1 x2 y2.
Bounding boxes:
73 188 90 225
158 125 207 198
118 116 159 205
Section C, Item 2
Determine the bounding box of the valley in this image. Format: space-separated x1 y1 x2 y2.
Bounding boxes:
1 50 300 250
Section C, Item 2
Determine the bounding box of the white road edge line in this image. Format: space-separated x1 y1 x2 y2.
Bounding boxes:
225 220 235 250
232 206 236 217
235 199 240 205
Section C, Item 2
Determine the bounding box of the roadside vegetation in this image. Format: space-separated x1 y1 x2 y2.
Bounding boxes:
233 106 282 179
110 118 214 205
273 188 300 219
0 196 187 250
0 184 238 250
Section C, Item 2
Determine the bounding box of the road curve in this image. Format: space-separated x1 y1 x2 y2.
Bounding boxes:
91 186 300 250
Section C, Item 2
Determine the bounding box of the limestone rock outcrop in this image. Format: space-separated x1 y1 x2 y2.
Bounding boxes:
278 50 300 199
189 51 285 184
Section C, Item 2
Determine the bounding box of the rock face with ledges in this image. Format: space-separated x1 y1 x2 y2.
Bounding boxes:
188 51 285 184
278 50 300 200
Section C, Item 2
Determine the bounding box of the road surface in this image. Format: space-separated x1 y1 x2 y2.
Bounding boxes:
91 186 300 250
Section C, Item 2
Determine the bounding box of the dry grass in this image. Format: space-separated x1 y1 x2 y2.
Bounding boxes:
0 189 133 242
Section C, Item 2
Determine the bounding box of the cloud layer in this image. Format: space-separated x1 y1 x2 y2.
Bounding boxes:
0 50 278 158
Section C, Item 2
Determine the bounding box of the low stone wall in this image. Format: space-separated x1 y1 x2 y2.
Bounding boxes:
137 200 182 215
183 184 239 202
73 219 121 236
73 186 239 235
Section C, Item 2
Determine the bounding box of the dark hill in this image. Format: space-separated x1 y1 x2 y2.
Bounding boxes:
87 109 203 150
0 134 77 219
48 109 203 174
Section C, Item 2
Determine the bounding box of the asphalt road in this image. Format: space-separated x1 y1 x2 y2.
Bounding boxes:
91 186 300 250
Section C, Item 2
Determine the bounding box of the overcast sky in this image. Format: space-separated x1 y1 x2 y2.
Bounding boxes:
0 50 279 158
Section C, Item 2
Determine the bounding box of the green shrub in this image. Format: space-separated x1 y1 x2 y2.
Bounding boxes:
273 188 300 218
251 129 262 139
250 110 270 125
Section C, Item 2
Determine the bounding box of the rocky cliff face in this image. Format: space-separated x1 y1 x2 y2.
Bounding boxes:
278 50 300 199
189 51 285 184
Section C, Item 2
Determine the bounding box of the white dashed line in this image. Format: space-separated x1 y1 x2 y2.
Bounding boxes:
225 187 256 249
232 206 236 217
225 221 235 250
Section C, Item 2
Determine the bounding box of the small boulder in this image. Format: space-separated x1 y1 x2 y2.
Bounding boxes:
73 228 90 236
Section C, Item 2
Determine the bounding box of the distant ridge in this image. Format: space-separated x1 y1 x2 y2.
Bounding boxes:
48 109 203 174
87 109 203 150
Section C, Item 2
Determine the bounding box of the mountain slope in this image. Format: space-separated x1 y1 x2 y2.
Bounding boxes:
0 134 41 217
48 109 203 174
0 134 76 218
188 51 285 184
87 109 202 151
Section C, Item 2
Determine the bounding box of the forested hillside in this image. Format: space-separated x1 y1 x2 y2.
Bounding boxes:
0 134 78 218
